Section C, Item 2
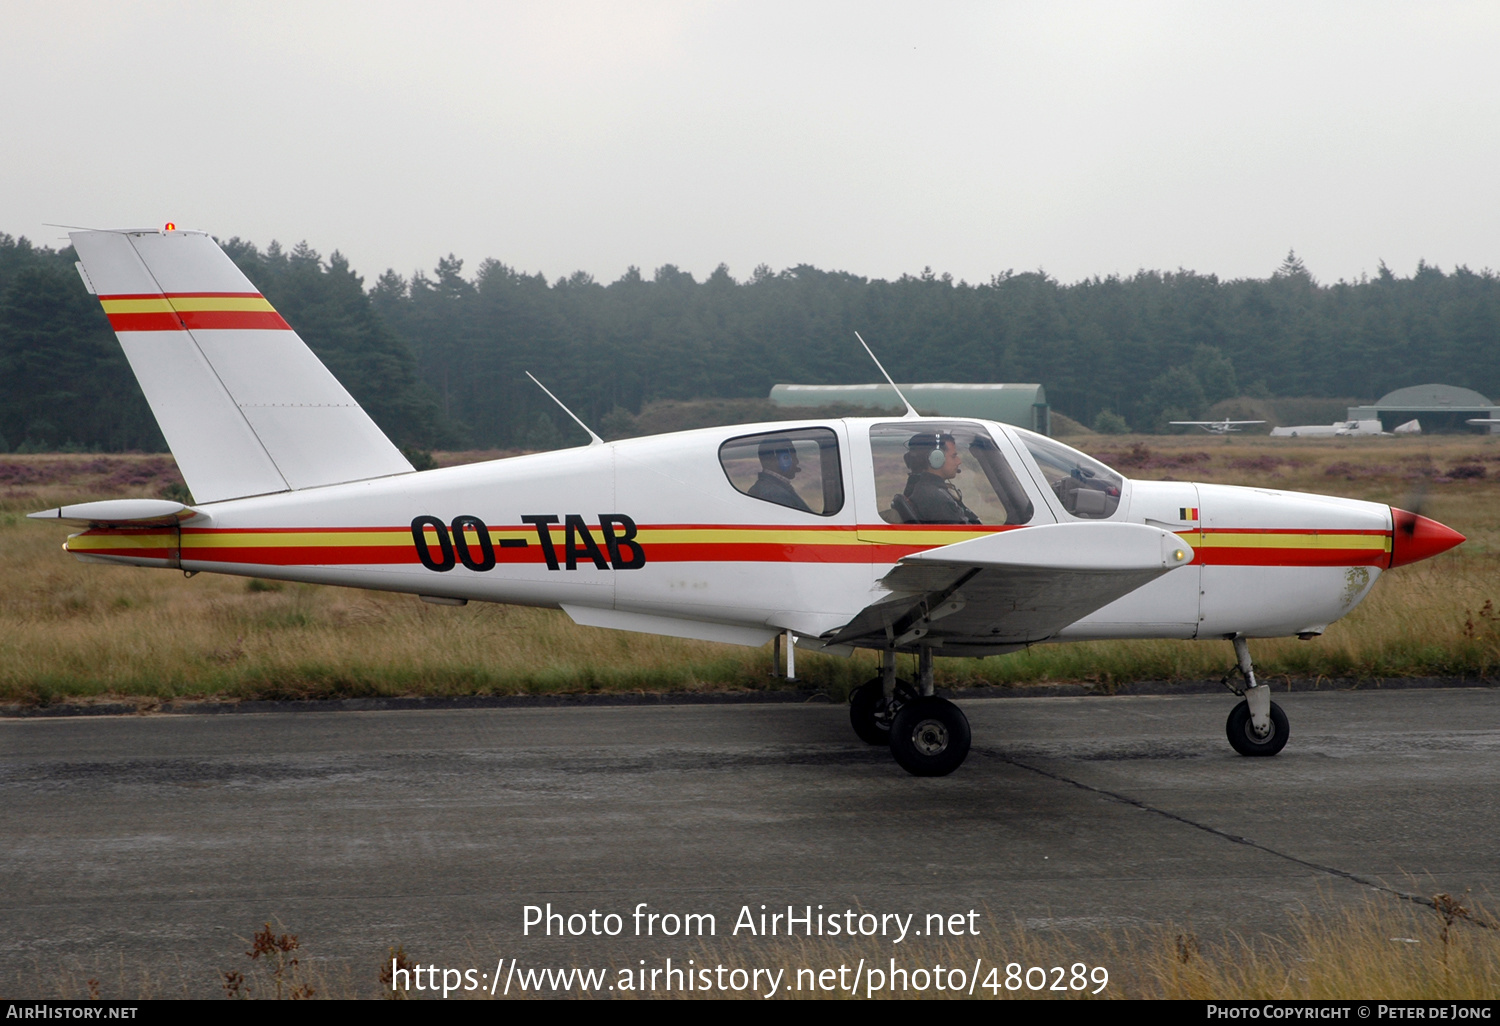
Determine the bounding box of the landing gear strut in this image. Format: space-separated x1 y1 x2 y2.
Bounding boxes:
849 646 972 775
1222 636 1289 757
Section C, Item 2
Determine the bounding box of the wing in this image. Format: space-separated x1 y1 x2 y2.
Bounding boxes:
823 523 1194 655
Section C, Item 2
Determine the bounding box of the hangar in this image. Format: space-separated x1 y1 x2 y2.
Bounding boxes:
769 382 1050 435
1346 384 1499 434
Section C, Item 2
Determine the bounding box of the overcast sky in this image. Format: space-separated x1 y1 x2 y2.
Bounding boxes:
5 1 1498 287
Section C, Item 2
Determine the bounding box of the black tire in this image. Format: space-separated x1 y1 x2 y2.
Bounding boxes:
849 678 892 745
1225 699 1290 757
889 697 971 776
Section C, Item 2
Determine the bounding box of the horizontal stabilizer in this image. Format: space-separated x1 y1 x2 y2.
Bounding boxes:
69 228 413 503
27 499 204 527
827 523 1193 650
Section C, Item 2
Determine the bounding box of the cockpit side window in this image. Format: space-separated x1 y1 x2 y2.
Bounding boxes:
869 422 1035 526
1018 432 1123 519
719 427 844 516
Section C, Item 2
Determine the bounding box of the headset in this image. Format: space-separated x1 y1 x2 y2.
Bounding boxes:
910 432 956 469
759 439 799 475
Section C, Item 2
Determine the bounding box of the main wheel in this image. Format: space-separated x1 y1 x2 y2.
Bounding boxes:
1225 699 1290 757
849 678 918 745
849 678 893 745
889 697 971 776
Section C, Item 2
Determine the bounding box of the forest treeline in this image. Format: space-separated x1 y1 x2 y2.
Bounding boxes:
2 231 1496 452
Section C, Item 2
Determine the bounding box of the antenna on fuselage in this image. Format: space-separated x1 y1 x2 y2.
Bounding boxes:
524 371 604 447
854 331 919 418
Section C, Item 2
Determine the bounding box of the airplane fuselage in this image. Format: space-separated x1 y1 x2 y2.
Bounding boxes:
60 417 1427 653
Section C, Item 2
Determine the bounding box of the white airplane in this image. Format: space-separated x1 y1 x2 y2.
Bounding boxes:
1170 418 1266 434
34 228 1466 776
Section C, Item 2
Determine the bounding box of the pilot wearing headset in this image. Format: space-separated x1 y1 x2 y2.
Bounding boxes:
903 432 982 524
748 438 813 513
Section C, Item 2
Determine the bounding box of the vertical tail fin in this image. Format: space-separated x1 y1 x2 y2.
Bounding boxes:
70 228 412 503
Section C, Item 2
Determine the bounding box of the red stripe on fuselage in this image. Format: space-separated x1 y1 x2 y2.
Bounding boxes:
75 523 1398 570
1190 546 1391 567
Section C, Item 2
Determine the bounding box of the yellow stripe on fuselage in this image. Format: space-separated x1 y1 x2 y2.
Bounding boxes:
634 527 867 545
181 530 415 550
848 528 997 545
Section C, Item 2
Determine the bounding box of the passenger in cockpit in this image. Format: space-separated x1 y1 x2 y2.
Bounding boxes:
902 432 982 524
747 438 813 513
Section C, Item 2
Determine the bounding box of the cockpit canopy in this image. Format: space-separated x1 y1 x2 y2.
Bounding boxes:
716 419 1124 523
870 422 1034 525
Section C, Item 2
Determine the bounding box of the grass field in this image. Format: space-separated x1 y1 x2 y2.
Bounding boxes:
2 434 1496 706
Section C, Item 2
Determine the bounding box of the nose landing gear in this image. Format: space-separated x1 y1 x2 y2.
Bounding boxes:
1223 636 1289 756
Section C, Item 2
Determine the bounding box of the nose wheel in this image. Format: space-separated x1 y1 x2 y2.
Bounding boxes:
1226 698 1290 756
1222 636 1290 757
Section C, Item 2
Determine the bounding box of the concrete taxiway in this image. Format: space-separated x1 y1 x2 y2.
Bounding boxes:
2 687 1497 996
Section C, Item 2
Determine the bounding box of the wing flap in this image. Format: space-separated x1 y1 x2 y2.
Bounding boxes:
562 604 779 648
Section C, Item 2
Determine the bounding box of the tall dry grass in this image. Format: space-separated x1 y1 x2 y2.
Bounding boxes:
2 436 1496 705
710 894 1500 1000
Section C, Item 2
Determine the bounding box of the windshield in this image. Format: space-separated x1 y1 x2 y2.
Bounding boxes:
1015 430 1123 519
869 422 1035 526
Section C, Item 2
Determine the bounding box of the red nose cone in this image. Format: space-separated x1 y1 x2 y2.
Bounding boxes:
1389 508 1465 568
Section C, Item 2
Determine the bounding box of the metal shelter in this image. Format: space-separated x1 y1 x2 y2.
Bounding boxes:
770 383 1050 435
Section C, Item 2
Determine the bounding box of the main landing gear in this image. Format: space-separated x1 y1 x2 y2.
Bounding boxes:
850 647 971 776
1222 636 1289 757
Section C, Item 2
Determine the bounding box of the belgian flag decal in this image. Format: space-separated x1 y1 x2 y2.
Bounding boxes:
1180 507 1199 521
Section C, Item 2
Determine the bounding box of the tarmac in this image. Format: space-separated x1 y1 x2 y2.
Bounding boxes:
2 685 1497 997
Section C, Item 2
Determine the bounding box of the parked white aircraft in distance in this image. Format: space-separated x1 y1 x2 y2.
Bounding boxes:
1170 419 1266 434
37 227 1467 776
1270 419 1395 438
